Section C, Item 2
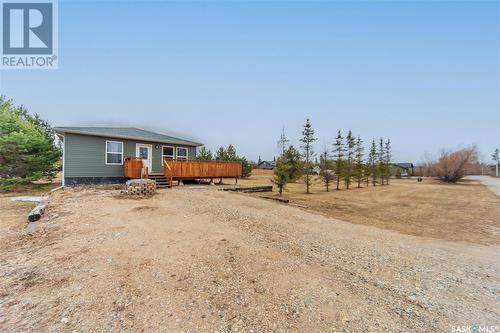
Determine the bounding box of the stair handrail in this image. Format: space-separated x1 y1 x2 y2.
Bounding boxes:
163 158 173 188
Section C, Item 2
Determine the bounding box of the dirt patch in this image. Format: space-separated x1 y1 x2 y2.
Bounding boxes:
1 187 499 332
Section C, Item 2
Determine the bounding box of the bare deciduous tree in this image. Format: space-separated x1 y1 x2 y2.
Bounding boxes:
434 146 478 183
277 127 290 156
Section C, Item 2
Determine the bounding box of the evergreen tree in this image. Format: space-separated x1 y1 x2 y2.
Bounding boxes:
277 127 290 155
354 136 365 188
240 157 252 178
258 156 262 164
226 144 238 161
213 144 251 179
384 139 392 184
300 119 317 194
344 130 356 189
196 146 213 160
273 156 289 195
368 139 377 186
215 146 227 161
318 149 334 192
364 163 371 187
332 130 345 190
377 138 386 185
0 97 61 188
283 145 303 182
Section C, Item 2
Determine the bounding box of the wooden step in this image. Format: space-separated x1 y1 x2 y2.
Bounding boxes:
146 174 171 188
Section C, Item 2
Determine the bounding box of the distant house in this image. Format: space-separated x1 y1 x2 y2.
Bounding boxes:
311 166 322 175
391 163 415 177
54 127 203 186
255 160 276 170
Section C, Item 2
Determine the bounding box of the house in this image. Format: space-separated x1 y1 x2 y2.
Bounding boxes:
391 162 414 177
54 127 203 186
311 166 323 175
255 160 276 170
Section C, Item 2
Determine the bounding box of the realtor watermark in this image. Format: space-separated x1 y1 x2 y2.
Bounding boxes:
1 0 58 69
451 325 499 333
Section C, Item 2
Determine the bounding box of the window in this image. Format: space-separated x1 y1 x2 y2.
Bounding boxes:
138 146 149 160
176 147 188 160
162 146 174 164
106 140 123 165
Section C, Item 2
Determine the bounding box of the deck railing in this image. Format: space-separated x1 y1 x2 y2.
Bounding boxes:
124 157 144 179
124 157 149 179
163 159 242 180
126 157 242 184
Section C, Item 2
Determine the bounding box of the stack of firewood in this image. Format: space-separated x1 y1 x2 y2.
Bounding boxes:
123 179 156 197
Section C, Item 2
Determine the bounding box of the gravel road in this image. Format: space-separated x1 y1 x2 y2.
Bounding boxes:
1 187 499 332
467 175 500 196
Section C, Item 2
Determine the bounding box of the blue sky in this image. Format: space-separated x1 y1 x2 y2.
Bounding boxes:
1 0 499 163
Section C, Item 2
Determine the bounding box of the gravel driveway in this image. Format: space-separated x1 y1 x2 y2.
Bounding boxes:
467 175 500 196
1 188 499 332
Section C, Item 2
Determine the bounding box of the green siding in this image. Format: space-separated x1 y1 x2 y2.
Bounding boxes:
64 133 197 178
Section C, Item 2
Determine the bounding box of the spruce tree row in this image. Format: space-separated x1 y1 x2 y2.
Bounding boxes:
274 119 393 194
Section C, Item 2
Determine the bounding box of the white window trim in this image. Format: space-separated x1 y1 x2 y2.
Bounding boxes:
176 146 188 160
162 145 175 165
105 140 124 165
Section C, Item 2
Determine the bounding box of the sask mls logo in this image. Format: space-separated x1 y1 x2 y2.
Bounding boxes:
1 0 58 69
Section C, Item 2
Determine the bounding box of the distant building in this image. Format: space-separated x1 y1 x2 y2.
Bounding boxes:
391 163 414 177
255 160 276 170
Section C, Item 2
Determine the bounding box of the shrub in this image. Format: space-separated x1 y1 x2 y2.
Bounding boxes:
434 146 478 183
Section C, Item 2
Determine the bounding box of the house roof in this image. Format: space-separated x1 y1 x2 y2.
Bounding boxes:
258 160 276 166
392 162 414 169
256 160 276 169
54 126 203 146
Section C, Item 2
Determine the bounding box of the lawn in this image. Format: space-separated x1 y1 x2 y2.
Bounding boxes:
238 172 500 245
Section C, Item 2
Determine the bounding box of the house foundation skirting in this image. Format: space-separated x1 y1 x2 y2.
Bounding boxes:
64 177 127 186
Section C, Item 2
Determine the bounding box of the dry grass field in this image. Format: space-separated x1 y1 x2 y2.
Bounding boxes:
239 172 500 245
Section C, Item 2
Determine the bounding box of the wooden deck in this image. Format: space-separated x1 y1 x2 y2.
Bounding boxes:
124 157 242 188
163 159 242 181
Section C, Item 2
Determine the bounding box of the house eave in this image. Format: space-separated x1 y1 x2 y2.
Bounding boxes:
54 128 203 147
